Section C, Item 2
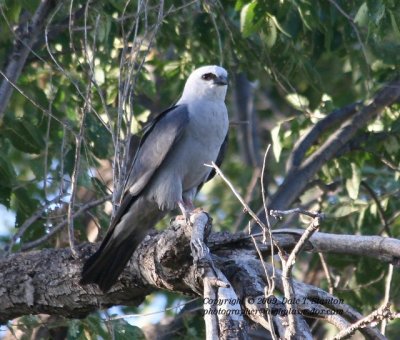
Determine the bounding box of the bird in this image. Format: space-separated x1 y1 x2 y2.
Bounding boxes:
80 65 229 292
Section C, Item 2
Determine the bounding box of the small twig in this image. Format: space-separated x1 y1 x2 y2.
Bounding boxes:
206 161 267 232
81 3 111 133
327 0 371 93
233 168 261 232
260 145 276 282
286 218 321 267
203 276 219 339
250 234 278 340
333 303 394 340
67 109 87 256
229 120 249 126
380 157 400 172
204 2 223 65
280 216 322 339
270 208 324 220
335 272 385 293
381 264 394 335
45 3 87 108
261 145 272 239
0 70 75 135
250 233 272 290
318 253 334 295
244 259 386 339
361 181 391 237
259 145 278 338
105 297 200 321
6 194 67 253
387 210 400 227
21 195 111 251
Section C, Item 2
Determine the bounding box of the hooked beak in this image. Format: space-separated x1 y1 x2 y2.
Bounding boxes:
213 75 228 86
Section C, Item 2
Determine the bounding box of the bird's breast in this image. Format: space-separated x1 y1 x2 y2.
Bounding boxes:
180 100 228 187
186 100 228 143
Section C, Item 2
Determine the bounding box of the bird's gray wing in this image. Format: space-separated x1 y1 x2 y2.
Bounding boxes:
124 104 190 197
109 104 190 231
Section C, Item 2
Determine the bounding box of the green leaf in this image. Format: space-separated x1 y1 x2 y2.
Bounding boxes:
389 10 400 39
0 185 12 208
240 1 259 38
91 177 110 196
367 0 385 26
271 124 282 162
86 114 112 159
235 0 247 11
268 14 291 38
67 319 85 339
333 205 359 218
113 320 146 340
95 15 112 43
354 2 369 27
84 315 109 338
285 93 310 110
263 15 277 48
19 0 40 13
0 155 16 188
13 187 40 228
0 136 16 210
384 136 400 154
3 117 45 154
6 2 21 23
346 163 361 200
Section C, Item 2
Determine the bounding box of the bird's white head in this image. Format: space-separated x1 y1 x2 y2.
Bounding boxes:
178 65 228 104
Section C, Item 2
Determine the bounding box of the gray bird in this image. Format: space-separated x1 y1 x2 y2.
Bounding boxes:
81 65 229 292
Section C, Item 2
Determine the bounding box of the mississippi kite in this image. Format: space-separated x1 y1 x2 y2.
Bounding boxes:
81 65 229 292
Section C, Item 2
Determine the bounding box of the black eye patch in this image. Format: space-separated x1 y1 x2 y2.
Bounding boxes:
201 73 217 81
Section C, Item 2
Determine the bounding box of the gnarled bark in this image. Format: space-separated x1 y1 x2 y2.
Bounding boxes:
1 215 398 339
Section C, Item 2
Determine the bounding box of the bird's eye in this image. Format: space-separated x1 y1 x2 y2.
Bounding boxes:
201 73 216 81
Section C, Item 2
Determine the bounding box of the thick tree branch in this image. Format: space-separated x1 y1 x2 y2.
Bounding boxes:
0 217 200 323
0 0 57 119
286 101 360 171
2 219 399 333
209 229 400 266
220 253 384 339
233 73 261 167
189 211 246 339
270 79 400 210
301 230 400 264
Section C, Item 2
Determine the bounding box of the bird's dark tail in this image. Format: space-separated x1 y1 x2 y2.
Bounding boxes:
80 196 164 292
80 237 142 292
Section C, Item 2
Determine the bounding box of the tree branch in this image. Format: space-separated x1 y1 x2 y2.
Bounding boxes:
270 79 400 210
2 219 399 336
0 0 57 119
228 256 385 339
332 303 394 340
0 217 199 323
286 101 360 171
233 73 261 167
